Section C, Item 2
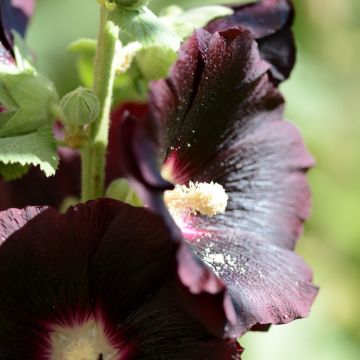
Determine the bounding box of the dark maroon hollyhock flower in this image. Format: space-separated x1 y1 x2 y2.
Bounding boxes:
116 27 318 338
207 0 295 84
0 0 294 211
0 0 35 53
0 199 241 359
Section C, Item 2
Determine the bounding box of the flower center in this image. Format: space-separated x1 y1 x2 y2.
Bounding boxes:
50 318 119 360
164 181 228 218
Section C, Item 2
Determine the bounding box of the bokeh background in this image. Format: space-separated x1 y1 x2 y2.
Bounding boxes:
27 0 360 358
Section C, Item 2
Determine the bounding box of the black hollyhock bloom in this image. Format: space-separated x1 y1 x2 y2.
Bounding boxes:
0 199 241 359
0 0 34 53
0 0 294 210
115 25 318 337
207 0 295 84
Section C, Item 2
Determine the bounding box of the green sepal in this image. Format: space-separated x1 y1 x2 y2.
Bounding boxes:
0 162 29 181
0 126 59 177
160 5 234 39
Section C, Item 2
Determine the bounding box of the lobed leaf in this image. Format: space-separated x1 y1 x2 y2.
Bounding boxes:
0 126 59 177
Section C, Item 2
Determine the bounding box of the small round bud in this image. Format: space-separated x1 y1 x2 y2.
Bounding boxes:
112 0 150 10
60 87 100 126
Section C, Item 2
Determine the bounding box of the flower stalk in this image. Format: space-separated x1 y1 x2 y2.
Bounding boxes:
80 5 119 201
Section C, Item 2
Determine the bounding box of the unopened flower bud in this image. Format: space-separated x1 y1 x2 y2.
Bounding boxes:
112 0 150 11
60 87 100 126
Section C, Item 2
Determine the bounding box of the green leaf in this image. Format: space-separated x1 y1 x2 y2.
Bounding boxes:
109 6 181 51
0 162 29 181
0 72 58 137
160 5 234 39
0 126 59 177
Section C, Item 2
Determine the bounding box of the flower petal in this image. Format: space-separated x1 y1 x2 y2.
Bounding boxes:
92 212 240 358
123 27 316 337
206 0 295 83
152 28 313 250
107 102 149 184
188 120 314 250
152 28 271 180
188 227 318 337
0 200 240 358
0 0 35 51
0 200 121 357
115 105 241 338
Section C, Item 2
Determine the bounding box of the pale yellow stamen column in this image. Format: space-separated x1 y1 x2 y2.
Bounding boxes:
164 181 228 218
50 319 119 360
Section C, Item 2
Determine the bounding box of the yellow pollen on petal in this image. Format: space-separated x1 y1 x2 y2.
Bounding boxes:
164 181 228 218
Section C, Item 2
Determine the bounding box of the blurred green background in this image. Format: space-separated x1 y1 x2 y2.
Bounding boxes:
27 0 360 358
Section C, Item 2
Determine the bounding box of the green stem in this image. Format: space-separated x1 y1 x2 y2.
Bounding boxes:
81 5 119 201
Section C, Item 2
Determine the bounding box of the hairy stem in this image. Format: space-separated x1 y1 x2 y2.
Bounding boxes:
81 5 119 201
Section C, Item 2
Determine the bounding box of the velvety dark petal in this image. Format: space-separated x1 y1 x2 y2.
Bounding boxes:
189 119 314 250
0 0 35 51
207 0 293 38
0 147 80 210
117 110 172 192
118 284 241 359
152 27 271 181
206 0 295 83
187 227 318 337
0 206 45 244
151 28 313 250
92 205 240 359
0 200 122 358
107 103 149 183
257 27 295 83
0 200 241 358
116 110 237 338
140 28 316 335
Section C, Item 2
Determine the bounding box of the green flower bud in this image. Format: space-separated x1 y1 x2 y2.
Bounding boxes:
60 87 100 126
111 0 150 11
